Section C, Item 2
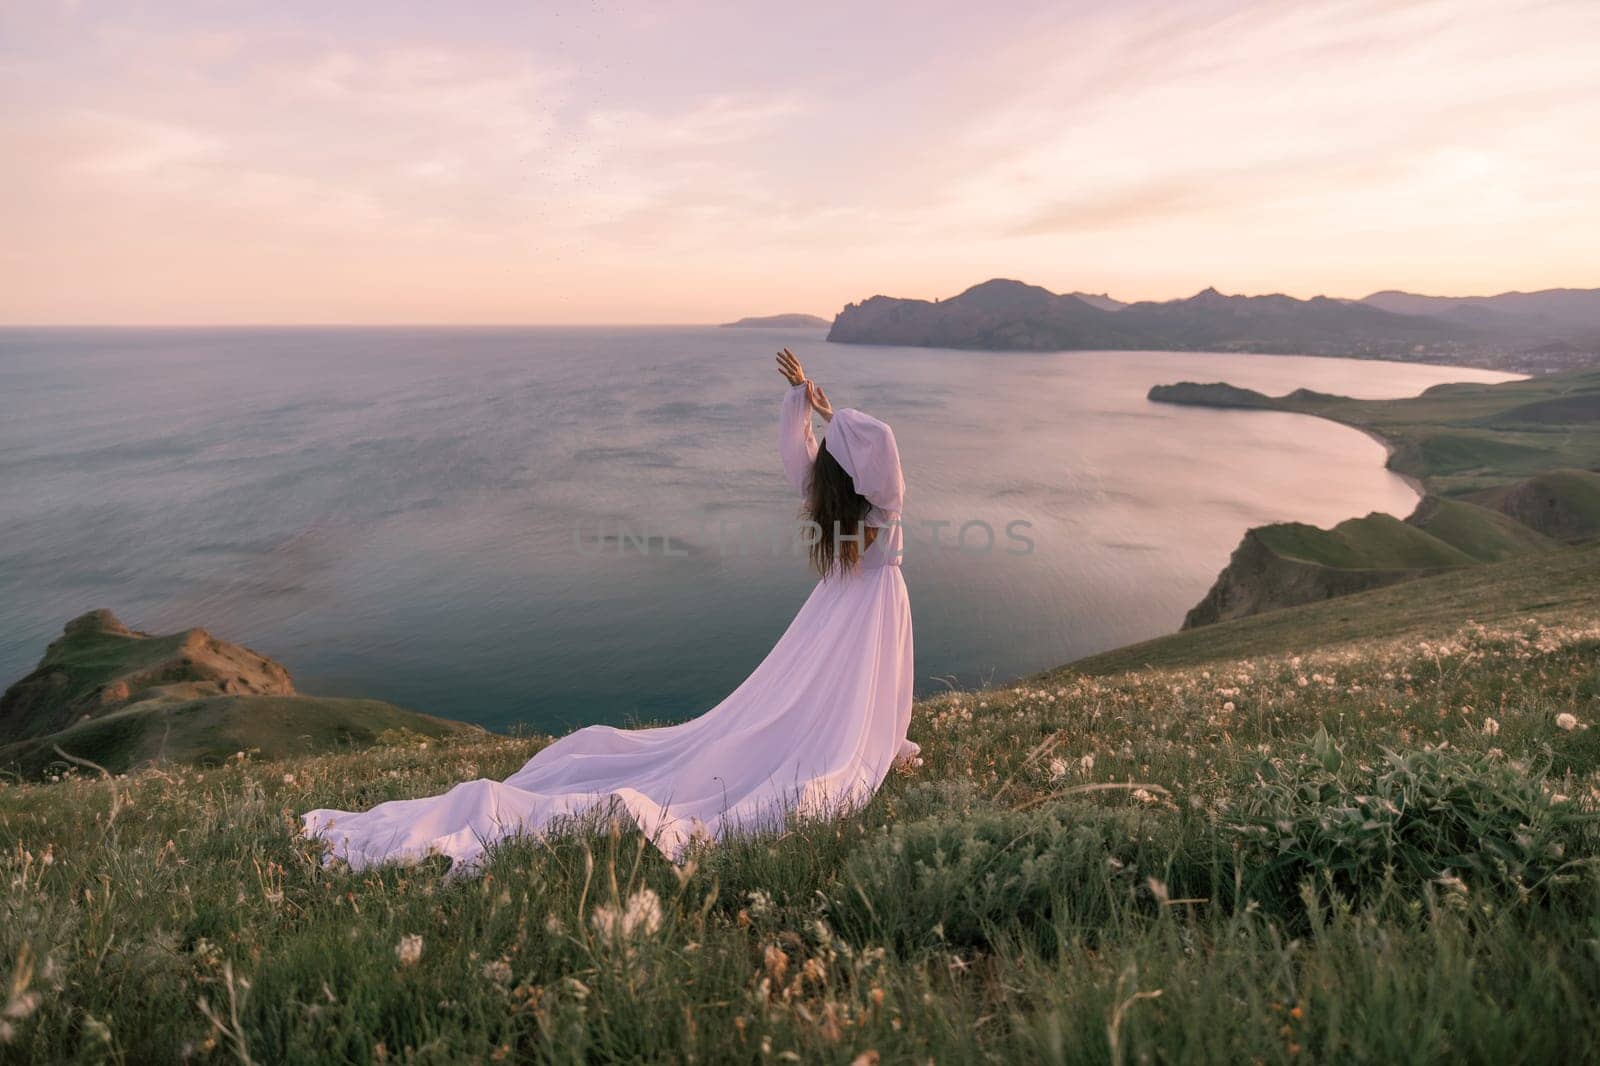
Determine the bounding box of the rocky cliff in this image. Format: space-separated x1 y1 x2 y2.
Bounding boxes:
1181 528 1458 628
0 609 298 743
0 610 478 776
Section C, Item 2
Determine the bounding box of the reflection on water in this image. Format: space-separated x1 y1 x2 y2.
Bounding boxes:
0 327 1516 732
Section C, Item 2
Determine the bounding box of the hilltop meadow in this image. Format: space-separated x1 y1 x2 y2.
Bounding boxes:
3 544 1599 1063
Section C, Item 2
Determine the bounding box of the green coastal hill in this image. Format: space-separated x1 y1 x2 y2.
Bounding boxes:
3 530 1598 1061
1062 537 1600 676
0 610 478 777
1151 368 1600 626
1407 495 1559 560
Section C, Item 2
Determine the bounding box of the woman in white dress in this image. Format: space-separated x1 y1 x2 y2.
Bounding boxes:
301 348 917 869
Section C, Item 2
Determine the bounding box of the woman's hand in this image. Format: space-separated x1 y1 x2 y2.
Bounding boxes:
807 381 834 422
775 348 806 387
777 348 831 419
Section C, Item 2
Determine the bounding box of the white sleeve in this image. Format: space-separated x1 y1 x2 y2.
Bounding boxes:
779 383 817 497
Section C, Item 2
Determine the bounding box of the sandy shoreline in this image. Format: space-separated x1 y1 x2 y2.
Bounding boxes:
1350 423 1426 500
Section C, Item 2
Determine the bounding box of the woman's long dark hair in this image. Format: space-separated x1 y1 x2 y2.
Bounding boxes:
806 438 871 577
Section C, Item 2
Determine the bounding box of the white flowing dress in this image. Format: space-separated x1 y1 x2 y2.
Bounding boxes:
300 384 916 868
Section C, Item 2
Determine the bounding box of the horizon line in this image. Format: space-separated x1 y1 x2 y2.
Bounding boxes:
6 279 1600 330
0 321 767 329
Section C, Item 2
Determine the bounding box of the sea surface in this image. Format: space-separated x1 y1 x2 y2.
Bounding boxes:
0 327 1517 733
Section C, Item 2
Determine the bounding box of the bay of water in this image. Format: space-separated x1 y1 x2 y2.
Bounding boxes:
0 327 1516 733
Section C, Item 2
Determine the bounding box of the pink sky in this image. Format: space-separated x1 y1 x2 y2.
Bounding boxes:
2 0 1598 324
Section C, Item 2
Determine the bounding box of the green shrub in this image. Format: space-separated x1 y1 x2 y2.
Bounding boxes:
1229 728 1599 912
829 799 1172 953
889 778 986 822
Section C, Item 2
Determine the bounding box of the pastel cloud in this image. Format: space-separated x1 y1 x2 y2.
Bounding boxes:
1 0 1596 323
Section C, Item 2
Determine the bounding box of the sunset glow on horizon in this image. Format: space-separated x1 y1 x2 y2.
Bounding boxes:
3 0 1598 325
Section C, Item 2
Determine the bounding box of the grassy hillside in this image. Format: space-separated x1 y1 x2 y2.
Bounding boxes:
1254 511 1476 568
1408 496 1559 561
2 561 1598 1062
0 695 477 778
1066 540 1600 676
1467 468 1600 540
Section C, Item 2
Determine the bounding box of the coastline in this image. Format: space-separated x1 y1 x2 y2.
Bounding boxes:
1145 365 1600 629
1351 423 1426 499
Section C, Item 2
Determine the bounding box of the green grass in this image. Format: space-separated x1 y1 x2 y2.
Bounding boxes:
1468 469 1600 540
1061 540 1600 676
0 696 480 778
3 563 1599 1062
1254 512 1475 569
1402 433 1553 481
1409 497 1559 562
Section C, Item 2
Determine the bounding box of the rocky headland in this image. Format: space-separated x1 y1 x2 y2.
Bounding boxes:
0 609 479 776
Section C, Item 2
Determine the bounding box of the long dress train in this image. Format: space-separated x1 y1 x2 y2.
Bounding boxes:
300 383 916 867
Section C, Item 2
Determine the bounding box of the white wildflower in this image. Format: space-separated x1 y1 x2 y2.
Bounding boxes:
394 934 423 967
589 906 619 938
1 992 40 1022
1556 713 1579 731
591 888 663 941
1482 717 1500 737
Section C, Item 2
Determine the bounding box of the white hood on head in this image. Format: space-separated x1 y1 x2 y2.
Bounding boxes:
822 408 904 515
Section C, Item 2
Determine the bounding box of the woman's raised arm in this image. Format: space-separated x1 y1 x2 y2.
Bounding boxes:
775 348 818 496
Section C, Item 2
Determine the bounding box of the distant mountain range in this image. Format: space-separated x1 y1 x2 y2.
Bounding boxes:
827 279 1600 372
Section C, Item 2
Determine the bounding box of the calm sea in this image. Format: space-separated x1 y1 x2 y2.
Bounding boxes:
0 327 1516 733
